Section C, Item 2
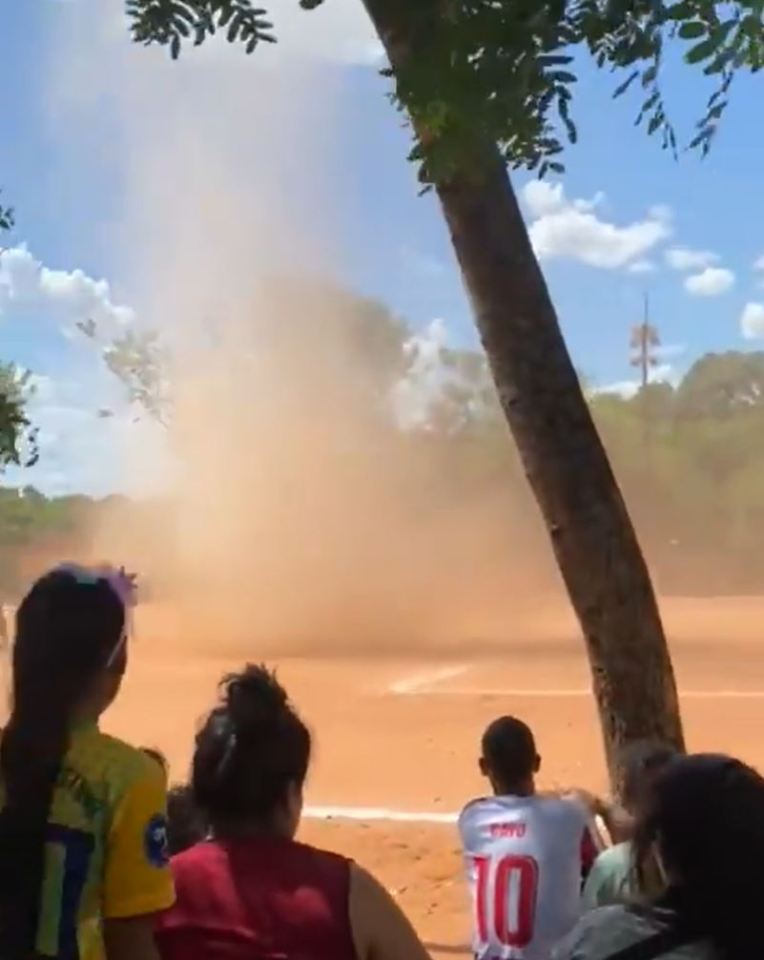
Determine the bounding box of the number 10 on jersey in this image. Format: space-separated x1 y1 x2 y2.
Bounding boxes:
471 854 539 949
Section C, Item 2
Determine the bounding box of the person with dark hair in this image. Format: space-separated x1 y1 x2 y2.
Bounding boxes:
554 753 764 960
155 664 432 960
459 716 611 960
138 750 206 855
165 784 206 856
0 564 174 960
582 742 676 910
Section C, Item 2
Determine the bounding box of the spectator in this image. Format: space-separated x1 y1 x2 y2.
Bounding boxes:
459 716 612 960
166 784 207 856
554 753 764 960
0 565 174 960
155 664 431 960
139 750 207 854
582 741 676 910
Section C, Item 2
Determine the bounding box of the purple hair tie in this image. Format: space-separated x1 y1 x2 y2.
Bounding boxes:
101 567 138 610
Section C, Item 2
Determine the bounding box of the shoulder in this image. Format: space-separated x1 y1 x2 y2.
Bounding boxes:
459 795 492 815
178 838 351 880
582 844 633 910
553 905 713 960
76 729 159 779
557 791 594 819
593 843 631 871
459 796 490 820
533 792 592 830
169 841 231 897
553 906 649 960
69 729 164 800
290 839 353 876
171 840 218 875
458 796 499 837
105 735 166 795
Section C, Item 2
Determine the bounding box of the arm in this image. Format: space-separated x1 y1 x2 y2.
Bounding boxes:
593 800 632 845
348 863 433 960
103 917 162 960
103 760 175 960
570 789 632 845
581 851 608 911
580 821 601 883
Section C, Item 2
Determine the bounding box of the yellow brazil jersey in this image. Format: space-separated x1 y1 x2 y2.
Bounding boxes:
1 724 175 960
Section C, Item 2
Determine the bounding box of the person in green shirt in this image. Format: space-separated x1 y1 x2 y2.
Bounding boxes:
557 754 764 960
582 741 676 910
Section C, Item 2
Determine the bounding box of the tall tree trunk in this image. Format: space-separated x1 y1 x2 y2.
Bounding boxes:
362 0 685 781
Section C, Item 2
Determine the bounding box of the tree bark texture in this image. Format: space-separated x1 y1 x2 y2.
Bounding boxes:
362 0 685 781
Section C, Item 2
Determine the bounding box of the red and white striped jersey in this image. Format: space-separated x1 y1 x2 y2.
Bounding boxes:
459 794 601 960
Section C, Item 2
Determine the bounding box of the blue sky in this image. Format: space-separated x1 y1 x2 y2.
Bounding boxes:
2 0 764 495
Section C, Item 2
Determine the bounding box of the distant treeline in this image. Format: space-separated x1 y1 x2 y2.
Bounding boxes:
3 283 764 599
591 351 764 594
0 490 124 597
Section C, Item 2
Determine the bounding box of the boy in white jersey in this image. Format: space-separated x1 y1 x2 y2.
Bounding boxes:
459 716 607 960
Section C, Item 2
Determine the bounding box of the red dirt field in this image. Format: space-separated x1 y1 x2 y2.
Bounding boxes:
6 595 764 958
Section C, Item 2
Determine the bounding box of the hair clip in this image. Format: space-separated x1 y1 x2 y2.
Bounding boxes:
54 563 100 586
215 731 238 781
53 563 138 609
101 567 138 609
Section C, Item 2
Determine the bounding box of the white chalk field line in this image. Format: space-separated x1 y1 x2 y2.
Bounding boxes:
322 667 764 826
304 805 458 824
387 664 764 700
387 665 469 695
394 685 764 699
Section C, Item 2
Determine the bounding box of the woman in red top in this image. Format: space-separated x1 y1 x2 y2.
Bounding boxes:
155 664 432 960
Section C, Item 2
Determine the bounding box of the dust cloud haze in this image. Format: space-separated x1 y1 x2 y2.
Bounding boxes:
42 1 567 657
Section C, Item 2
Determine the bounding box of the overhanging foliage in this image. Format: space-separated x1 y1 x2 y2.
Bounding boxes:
126 1 764 179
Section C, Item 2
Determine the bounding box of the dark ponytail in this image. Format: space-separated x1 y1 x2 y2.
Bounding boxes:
0 570 125 957
192 664 311 830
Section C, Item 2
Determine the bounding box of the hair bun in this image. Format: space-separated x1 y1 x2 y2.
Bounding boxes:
222 665 288 735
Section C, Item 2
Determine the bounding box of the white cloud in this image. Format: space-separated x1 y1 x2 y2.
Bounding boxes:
0 245 149 495
595 379 641 399
257 0 383 65
392 319 449 427
656 343 687 361
684 266 735 297
522 181 566 218
628 260 656 275
596 363 677 399
2 376 124 495
2 371 170 497
753 255 764 272
741 302 764 340
0 245 134 333
155 0 378 66
665 247 719 272
521 182 671 269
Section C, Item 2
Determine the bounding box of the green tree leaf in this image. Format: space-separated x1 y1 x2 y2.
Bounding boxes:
686 37 721 64
678 21 707 39
123 3 764 178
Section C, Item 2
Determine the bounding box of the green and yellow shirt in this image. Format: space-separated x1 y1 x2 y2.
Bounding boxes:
1 723 175 960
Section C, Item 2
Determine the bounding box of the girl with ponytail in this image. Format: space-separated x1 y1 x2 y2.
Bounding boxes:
155 663 432 960
0 565 174 960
